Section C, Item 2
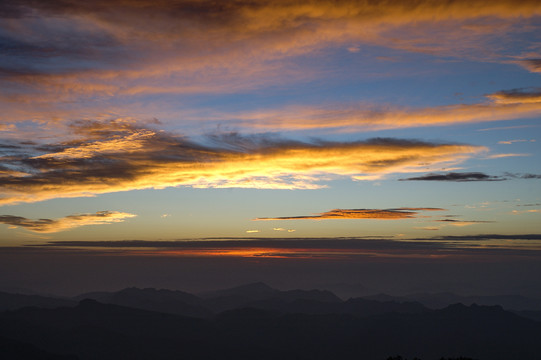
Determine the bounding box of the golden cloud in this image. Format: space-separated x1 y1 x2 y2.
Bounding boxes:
255 207 445 221
0 122 486 205
0 211 136 233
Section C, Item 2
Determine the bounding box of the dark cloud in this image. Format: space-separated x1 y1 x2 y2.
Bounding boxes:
255 208 445 221
27 234 541 259
487 87 541 103
517 59 541 73
435 219 495 225
399 172 504 182
436 219 492 223
504 173 541 179
425 234 541 241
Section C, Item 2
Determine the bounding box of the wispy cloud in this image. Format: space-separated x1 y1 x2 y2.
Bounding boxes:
1 0 540 112
273 228 296 232
0 121 485 205
486 88 541 104
0 211 135 233
255 208 444 221
219 89 541 133
506 173 541 179
486 153 531 159
511 209 541 215
517 59 541 73
498 139 534 144
435 219 494 227
399 172 504 182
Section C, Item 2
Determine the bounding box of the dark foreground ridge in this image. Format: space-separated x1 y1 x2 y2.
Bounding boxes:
1 284 541 360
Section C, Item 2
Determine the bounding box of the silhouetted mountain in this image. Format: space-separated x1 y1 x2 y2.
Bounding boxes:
74 287 212 318
364 292 541 311
341 297 429 317
243 296 428 317
0 335 78 360
2 299 540 360
0 291 76 311
512 309 541 322
201 282 345 312
317 282 371 299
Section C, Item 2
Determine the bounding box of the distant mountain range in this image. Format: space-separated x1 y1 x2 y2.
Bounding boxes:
2 283 541 359
1 298 540 360
363 292 541 311
2 282 541 320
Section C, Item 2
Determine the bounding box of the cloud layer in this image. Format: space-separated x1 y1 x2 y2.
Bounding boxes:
0 121 485 205
224 88 541 133
1 0 540 118
400 172 504 182
0 211 135 233
400 172 541 182
28 234 541 259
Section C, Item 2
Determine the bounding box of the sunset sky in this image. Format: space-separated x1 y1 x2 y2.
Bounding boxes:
1 0 540 295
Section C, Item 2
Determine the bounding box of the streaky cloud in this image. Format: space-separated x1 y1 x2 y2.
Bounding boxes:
504 172 541 179
1 0 541 109
0 211 136 233
517 59 541 73
0 121 485 205
435 219 494 227
227 89 541 133
27 234 541 259
487 88 541 104
254 207 445 221
399 172 504 182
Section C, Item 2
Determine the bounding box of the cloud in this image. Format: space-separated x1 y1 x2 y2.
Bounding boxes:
427 234 541 241
514 173 541 179
517 59 541 73
0 211 136 233
511 209 541 215
414 226 441 231
0 121 485 205
255 207 444 221
274 228 297 232
485 153 531 159
1 0 541 110
435 219 494 227
402 171 541 182
224 89 541 133
27 233 541 259
498 139 534 144
487 88 541 104
246 230 260 233
399 172 504 182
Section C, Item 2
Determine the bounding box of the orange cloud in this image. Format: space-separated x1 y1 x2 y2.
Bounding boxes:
2 0 540 109
0 122 486 205
487 88 541 104
516 59 541 73
255 207 445 221
0 211 136 233
227 90 541 132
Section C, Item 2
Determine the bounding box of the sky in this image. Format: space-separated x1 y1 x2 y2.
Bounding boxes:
0 0 540 296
